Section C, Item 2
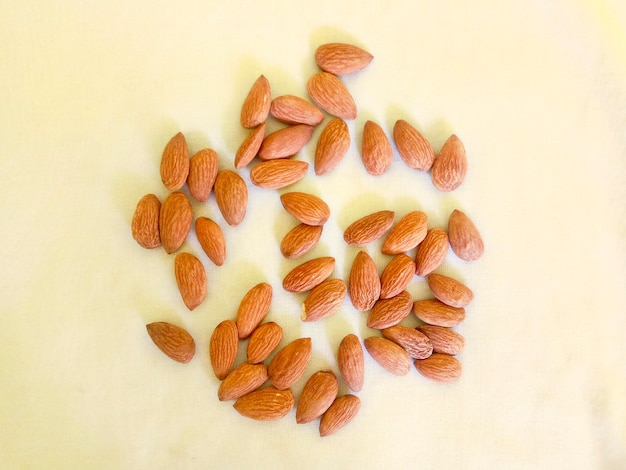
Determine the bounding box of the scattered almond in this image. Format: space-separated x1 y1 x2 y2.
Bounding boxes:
280 223 323 259
364 336 411 376
381 210 428 255
146 321 195 363
307 71 357 120
348 250 381 311
367 290 413 330
174 252 207 310
392 119 435 171
159 191 193 254
361 120 393 175
379 254 416 299
160 131 189 191
235 123 266 170
282 256 335 293
314 118 351 175
301 279 347 322
413 299 466 327
268 338 312 390
258 124 314 160
415 228 449 276
250 159 309 189
240 74 271 129
209 319 239 380
414 353 462 382
319 394 361 437
187 148 219 202
218 362 268 401
195 217 226 266
296 371 339 424
280 192 330 226
427 273 473 308
247 322 283 364
236 282 273 339
214 170 248 226
337 334 364 392
431 134 467 192
270 95 324 126
233 387 295 421
448 209 484 261
382 326 433 359
417 325 465 355
315 43 373 75
343 210 395 246
131 193 161 249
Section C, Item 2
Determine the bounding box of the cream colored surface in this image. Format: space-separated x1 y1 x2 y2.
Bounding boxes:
1 1 625 468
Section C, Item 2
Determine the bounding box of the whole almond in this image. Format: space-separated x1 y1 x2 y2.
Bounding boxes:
280 192 330 226
417 325 465 355
382 326 433 359
174 252 207 311
414 353 462 382
236 282 273 339
319 394 361 437
381 210 428 255
235 123 266 169
159 191 192 254
247 322 283 364
214 170 248 226
296 370 339 424
343 210 395 246
393 119 435 171
431 134 467 192
314 118 351 175
270 95 324 126
195 217 226 266
348 250 381 311
240 74 271 129
337 334 364 392
282 256 335 293
307 72 357 120
448 209 484 261
427 273 474 308
367 290 413 330
361 120 393 175
209 319 238 380
415 228 449 276
280 223 323 259
364 336 411 376
131 193 161 249
315 42 373 75
268 338 312 390
187 148 219 202
250 159 309 189
379 254 416 299
413 299 466 327
258 124 314 160
301 279 347 322
160 131 189 191
218 362 268 401
146 321 195 363
233 387 295 421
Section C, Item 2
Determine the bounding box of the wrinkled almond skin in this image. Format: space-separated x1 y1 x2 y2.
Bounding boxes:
159 191 192 254
146 322 195 363
301 279 347 322
343 210 395 246
415 228 449 276
214 170 248 226
280 192 330 226
382 326 433 359
235 123 266 169
258 124 314 160
381 210 428 255
427 274 474 308
319 394 361 437
337 334 364 392
413 299 466 327
195 217 226 266
379 254 416 299
417 325 465 355
296 371 339 424
270 95 324 126
268 338 312 390
236 283 273 339
393 119 436 171
282 256 335 293
364 336 411 376
218 362 268 401
431 134 467 192
131 194 161 249
361 120 393 176
209 320 239 380
187 148 218 202
174 252 207 311
307 72 357 120
280 223 323 259
160 132 189 191
367 290 413 329
348 250 381 311
414 353 462 382
315 43 374 75
250 160 309 189
233 387 295 421
247 322 283 364
448 209 484 261
314 118 351 176
240 75 271 129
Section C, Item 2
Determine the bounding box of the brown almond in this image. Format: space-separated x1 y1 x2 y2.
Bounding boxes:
315 42 374 75
381 210 428 255
307 72 357 120
174 252 207 311
361 120 393 176
250 159 309 189
415 228 449 276
314 118 351 175
417 325 465 355
280 192 330 226
348 250 381 311
280 223 323 259
343 210 395 246
218 362 268 401
301 279 347 322
393 119 436 171
209 320 238 380
160 131 189 191
413 299 466 327
282 256 335 293
382 326 433 359
367 290 413 330
364 336 411 376
258 124 314 160
187 148 218 202
235 123 266 170
414 353 462 382
379 254 416 300
236 282 273 339
214 170 247 226
233 386 295 421
270 95 324 126
240 75 271 129
247 322 283 364
131 194 161 249
146 321 195 363
296 371 339 424
431 134 467 192
427 273 474 308
319 394 361 437
159 191 192 254
448 209 484 261
268 338 312 390
337 334 364 392
195 217 226 266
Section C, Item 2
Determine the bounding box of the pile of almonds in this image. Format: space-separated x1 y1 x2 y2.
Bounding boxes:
132 42 484 437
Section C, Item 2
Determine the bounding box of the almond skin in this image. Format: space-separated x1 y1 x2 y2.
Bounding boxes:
431 134 467 192
415 228 449 276
343 210 395 246
280 223 323 259
337 334 364 392
174 252 207 311
314 118 351 175
319 394 361 437
382 326 433 359
240 74 271 129
268 338 312 390
315 43 373 75
393 119 435 171
348 250 381 311
187 148 218 202
236 282 273 339
247 322 283 364
296 371 339 424
131 194 161 249
427 273 474 308
448 209 484 261
258 124 314 160
146 321 195 363
417 325 465 355
233 387 295 421
413 299 466 327
214 170 248 226
218 362 268 401
195 217 226 266
414 353 462 382
159 191 192 254
282 256 335 293
301 279 347 322
250 159 309 189
381 210 428 255
379 254 416 300
364 336 411 376
209 320 238 380
270 95 324 126
307 72 357 120
361 120 393 176
160 131 189 191
235 123 266 170
280 192 330 226
367 290 413 330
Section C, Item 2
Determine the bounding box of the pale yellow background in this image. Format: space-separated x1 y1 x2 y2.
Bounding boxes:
1 1 625 469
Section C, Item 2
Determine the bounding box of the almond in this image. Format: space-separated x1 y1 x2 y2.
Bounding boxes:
413 299 466 327
270 95 324 126
174 252 207 310
381 210 428 255
187 148 219 202
364 336 411 376
160 131 189 191
209 320 238 380
337 334 364 392
296 370 339 424
382 326 433 359
379 254 416 299
427 274 474 308
268 338 312 390
392 119 435 171
233 387 294 421
319 394 361 437
301 279 347 322
240 74 271 129
343 210 395 246
258 124 314 160
415 228 449 276
414 353 462 382
448 209 484 261
235 123 266 169
236 282 273 339
280 192 330 226
348 250 381 311
247 322 283 364
280 223 323 259
361 120 393 175
315 42 373 75
146 321 195 363
131 193 161 249
307 72 357 120
282 256 335 293
195 217 226 266
367 290 413 330
417 325 465 355
214 170 248 226
218 362 268 401
431 134 467 192
314 118 351 175
249 159 309 189
159 191 193 254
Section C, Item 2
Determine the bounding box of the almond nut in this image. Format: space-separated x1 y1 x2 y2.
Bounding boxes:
240 75 271 128
247 322 283 364
392 119 435 171
381 210 428 255
379 253 416 299
250 159 309 189
218 362 268 401
431 134 467 192
381 326 433 359
361 120 393 176
146 321 195 363
337 334 364 392
280 192 330 226
307 72 357 120
233 387 295 421
258 124 314 160
364 336 411 376
270 95 324 126
159 191 192 254
209 319 238 380
214 169 248 226
160 131 189 191
414 353 462 382
282 256 335 293
301 279 347 322
131 193 161 249
296 370 339 424
236 282 273 339
174 252 207 310
367 290 413 330
427 273 473 308
348 250 381 311
448 209 484 261
319 394 361 437
235 123 266 170
195 216 226 266
268 338 312 390
315 42 374 75
187 148 219 202
413 299 466 327
314 118 350 175
343 210 395 246
417 325 465 355
280 223 323 259
415 228 449 276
